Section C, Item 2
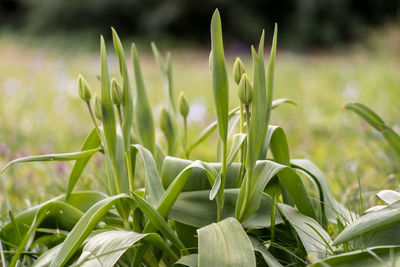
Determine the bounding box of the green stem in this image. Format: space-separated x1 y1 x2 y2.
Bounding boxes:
238 105 252 221
183 117 188 158
217 141 227 222
237 104 246 186
86 102 101 138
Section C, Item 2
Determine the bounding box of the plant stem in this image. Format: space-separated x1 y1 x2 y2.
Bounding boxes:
237 104 245 186
183 117 188 158
86 102 101 138
217 141 227 221
238 104 252 221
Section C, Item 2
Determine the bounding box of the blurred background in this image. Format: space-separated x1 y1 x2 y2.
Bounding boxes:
1 0 400 211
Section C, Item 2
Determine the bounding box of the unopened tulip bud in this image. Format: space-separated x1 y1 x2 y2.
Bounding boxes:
159 106 173 135
111 78 123 106
178 92 189 119
78 74 92 102
233 57 246 85
238 73 252 105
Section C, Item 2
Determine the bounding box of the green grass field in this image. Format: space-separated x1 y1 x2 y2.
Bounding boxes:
1 26 400 214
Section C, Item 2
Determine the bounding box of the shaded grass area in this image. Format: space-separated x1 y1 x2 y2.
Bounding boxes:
0 26 400 214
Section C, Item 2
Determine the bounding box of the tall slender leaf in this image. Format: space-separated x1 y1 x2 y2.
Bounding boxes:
132 44 156 155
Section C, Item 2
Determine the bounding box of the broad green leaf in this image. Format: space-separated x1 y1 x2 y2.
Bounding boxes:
278 204 333 261
67 128 101 199
377 190 400 204
249 236 283 267
197 217 256 267
0 148 101 175
131 193 186 252
291 160 347 221
75 230 177 266
291 159 355 224
161 157 241 192
169 189 283 229
310 245 400 267
9 201 84 267
51 194 132 267
210 133 246 200
236 160 316 222
32 244 63 267
133 160 222 265
210 9 229 143
132 43 156 155
333 200 400 245
131 144 165 207
175 254 198 267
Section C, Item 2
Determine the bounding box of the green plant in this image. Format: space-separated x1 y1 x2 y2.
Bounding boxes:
2 9 400 267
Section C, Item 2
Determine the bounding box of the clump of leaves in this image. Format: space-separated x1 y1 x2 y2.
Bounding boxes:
1 9 400 267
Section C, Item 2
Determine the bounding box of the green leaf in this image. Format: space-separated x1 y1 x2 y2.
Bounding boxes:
161 157 241 192
210 133 246 200
264 24 278 132
67 128 102 199
75 229 178 266
187 99 293 155
100 36 117 165
131 193 186 253
236 160 316 222
310 245 400 267
249 236 283 267
132 43 156 155
175 254 198 267
9 201 84 267
0 148 101 175
210 9 229 143
51 194 131 267
345 102 400 158
291 159 355 224
246 34 267 171
0 191 108 247
131 144 165 207
151 42 176 112
333 200 400 245
197 217 256 267
377 190 400 204
278 203 333 261
169 189 283 229
112 28 134 152
345 102 385 130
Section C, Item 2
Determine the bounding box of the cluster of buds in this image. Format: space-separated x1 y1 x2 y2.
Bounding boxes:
233 57 253 106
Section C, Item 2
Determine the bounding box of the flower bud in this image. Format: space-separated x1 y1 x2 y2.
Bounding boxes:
238 73 253 105
93 95 102 120
77 74 92 102
178 91 189 119
233 57 246 85
111 78 123 106
159 105 173 136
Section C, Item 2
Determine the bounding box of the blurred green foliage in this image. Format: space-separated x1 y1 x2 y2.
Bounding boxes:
1 0 399 49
